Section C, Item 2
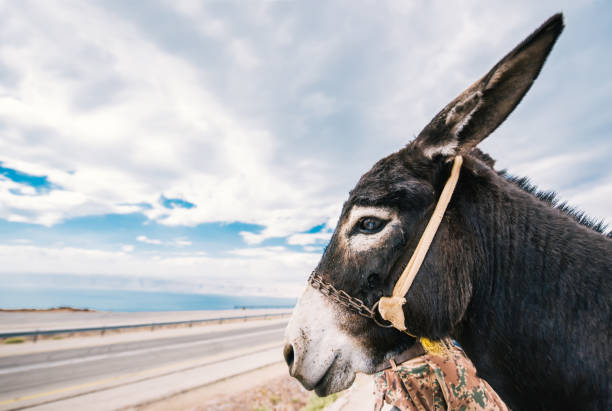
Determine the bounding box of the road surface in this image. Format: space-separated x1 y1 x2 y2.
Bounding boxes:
0 319 287 410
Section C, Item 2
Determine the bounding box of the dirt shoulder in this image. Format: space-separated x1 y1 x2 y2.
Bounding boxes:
130 362 312 411
130 362 374 411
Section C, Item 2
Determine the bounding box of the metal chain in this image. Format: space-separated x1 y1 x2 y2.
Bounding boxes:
308 273 394 328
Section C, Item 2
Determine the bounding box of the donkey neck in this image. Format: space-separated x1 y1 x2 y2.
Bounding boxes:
461 168 610 302
451 162 611 409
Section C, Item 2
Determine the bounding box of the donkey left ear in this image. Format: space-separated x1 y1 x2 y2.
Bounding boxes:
415 13 564 159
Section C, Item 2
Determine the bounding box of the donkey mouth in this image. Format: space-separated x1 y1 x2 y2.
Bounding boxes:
313 361 336 397
310 353 342 396
314 354 356 397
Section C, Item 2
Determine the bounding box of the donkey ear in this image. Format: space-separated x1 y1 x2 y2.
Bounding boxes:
415 13 564 159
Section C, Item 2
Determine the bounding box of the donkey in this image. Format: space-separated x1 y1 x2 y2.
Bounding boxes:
284 13 611 411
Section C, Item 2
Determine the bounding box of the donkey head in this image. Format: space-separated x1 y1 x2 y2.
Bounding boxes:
284 15 564 396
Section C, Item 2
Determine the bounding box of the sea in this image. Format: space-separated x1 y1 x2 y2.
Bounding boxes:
0 287 296 312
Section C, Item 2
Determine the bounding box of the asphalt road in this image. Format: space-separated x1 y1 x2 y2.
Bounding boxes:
0 320 287 410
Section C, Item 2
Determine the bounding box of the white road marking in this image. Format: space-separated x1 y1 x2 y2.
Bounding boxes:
0 328 281 375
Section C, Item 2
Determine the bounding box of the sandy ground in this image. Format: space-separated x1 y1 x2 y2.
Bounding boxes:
130 362 311 411
131 362 375 411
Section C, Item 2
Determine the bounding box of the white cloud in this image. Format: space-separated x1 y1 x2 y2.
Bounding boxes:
2 0 607 238
173 238 192 247
229 246 288 258
0 1 334 238
287 232 332 246
303 246 320 253
136 235 162 245
121 244 134 252
239 231 265 245
229 39 260 69
0 1 610 296
0 244 318 297
135 236 192 247
301 92 338 118
565 177 612 225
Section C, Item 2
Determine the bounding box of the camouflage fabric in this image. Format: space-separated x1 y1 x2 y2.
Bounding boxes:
373 339 508 411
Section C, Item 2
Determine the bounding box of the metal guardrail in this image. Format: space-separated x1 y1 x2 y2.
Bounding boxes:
0 311 292 341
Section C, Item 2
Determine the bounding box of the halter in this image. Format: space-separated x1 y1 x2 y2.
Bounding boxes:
308 155 463 335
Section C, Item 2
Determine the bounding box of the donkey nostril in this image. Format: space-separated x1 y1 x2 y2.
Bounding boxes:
283 343 295 370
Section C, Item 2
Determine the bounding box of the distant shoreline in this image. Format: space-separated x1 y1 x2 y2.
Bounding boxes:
0 287 297 312
0 306 95 313
0 305 294 313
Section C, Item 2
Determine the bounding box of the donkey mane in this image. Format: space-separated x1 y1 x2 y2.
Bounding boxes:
503 174 610 235
471 148 610 236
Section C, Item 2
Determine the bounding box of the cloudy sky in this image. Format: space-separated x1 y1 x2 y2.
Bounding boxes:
0 0 610 297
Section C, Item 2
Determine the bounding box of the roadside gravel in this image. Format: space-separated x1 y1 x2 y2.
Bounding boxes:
198 372 311 410
132 362 313 411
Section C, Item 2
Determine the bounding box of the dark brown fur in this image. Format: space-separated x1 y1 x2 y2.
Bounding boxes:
307 14 611 410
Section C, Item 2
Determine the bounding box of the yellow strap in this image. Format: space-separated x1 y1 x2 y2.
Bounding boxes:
419 337 449 356
377 156 463 331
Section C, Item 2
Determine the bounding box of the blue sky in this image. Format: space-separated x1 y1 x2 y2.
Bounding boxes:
0 1 610 297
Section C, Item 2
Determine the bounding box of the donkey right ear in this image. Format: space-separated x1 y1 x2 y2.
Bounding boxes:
414 13 564 159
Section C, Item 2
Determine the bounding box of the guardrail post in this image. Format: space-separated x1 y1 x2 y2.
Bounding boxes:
33 331 38 343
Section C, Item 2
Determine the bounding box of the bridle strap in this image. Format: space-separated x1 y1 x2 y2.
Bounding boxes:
377 156 463 332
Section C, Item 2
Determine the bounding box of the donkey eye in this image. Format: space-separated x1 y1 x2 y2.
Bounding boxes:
357 217 386 234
